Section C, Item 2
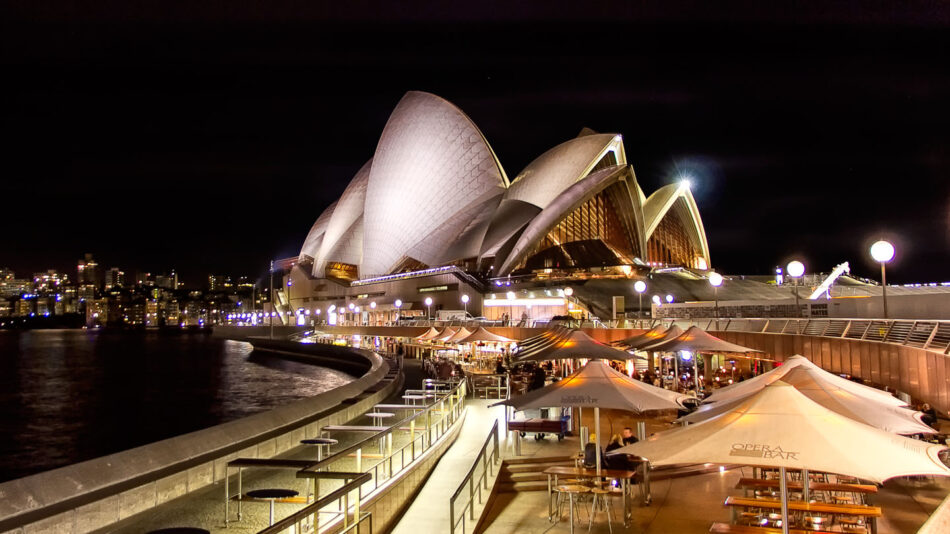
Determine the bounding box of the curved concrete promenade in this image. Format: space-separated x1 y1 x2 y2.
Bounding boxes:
0 339 391 534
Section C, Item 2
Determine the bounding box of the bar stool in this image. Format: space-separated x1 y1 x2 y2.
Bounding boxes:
554 485 590 534
588 487 614 533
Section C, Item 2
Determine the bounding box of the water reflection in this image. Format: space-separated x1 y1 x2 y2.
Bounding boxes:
0 330 352 482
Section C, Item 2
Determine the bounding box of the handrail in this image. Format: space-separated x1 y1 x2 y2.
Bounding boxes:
449 419 501 534
257 472 371 534
308 378 466 472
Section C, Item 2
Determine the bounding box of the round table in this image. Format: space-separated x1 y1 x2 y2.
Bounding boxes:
365 411 395 426
246 488 299 526
403 394 426 405
146 529 210 534
301 437 339 461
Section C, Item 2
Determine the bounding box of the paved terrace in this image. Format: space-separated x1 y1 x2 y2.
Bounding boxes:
386 401 950 534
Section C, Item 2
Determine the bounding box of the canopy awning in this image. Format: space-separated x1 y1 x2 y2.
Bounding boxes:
494 360 686 412
642 325 761 354
632 325 686 351
613 381 950 484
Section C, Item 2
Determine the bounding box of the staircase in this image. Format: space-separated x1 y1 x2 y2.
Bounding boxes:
495 456 575 492
496 458 737 493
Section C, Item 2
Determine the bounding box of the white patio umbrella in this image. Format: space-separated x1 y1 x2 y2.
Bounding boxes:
494 360 685 474
612 381 950 534
679 362 934 435
706 355 906 407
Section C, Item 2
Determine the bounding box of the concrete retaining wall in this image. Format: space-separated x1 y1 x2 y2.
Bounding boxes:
0 343 393 534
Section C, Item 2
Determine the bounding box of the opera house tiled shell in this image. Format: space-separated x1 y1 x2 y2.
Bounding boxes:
300 91 711 281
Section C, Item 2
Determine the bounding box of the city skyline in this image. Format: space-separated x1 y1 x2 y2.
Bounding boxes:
2 3 949 284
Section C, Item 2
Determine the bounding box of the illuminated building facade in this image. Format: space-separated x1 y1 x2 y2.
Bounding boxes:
282 91 712 324
298 91 710 281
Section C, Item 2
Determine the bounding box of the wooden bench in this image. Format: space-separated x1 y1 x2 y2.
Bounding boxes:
724 496 880 533
710 521 836 534
735 477 877 494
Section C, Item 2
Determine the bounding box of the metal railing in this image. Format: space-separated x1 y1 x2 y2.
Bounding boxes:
258 472 371 534
243 379 468 534
305 380 467 499
449 420 501 534
625 317 950 355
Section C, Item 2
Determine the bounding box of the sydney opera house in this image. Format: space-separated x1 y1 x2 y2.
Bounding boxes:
282 91 712 324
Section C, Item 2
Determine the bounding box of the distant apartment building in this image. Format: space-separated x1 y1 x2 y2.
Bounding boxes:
104 267 125 291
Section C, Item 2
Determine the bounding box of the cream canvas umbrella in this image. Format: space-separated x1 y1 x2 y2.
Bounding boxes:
706 355 906 407
641 325 761 354
495 360 686 474
679 363 934 434
612 381 950 534
513 326 570 357
458 326 515 344
444 327 473 343
516 329 647 362
436 327 458 343
414 326 441 341
618 325 683 350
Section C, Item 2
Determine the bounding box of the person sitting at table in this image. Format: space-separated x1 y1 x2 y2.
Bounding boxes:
921 403 939 429
605 433 624 453
584 433 605 468
621 427 638 445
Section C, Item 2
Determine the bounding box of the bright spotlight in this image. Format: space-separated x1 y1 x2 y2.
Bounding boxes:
787 260 805 278
870 240 895 263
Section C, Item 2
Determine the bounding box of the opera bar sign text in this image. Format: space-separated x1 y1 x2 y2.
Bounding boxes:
730 443 800 460
561 395 598 405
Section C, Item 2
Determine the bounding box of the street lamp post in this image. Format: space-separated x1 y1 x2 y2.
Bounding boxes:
425 297 433 321
269 260 274 339
787 260 805 317
394 299 402 324
708 272 723 329
634 280 646 326
461 294 469 317
870 240 895 319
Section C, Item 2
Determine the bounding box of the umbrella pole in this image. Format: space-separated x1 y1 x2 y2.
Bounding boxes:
578 407 584 452
594 407 602 476
779 466 789 534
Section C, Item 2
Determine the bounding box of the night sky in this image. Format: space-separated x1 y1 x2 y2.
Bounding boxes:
2 2 949 286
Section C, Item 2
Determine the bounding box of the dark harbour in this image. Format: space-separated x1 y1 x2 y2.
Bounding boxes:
0 329 352 482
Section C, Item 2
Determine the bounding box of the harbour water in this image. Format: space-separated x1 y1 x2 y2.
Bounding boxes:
0 329 352 482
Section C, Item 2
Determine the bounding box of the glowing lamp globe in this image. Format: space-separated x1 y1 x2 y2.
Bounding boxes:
870 240 895 263
506 291 516 300
370 301 376 309
461 294 470 304
787 260 805 278
563 287 574 296
708 272 723 287
424 297 433 306
665 294 673 303
394 299 402 308
652 295 661 305
634 280 646 293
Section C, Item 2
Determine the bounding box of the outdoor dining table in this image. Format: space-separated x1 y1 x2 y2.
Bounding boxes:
735 477 877 504
724 496 882 533
543 466 639 527
300 437 339 461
